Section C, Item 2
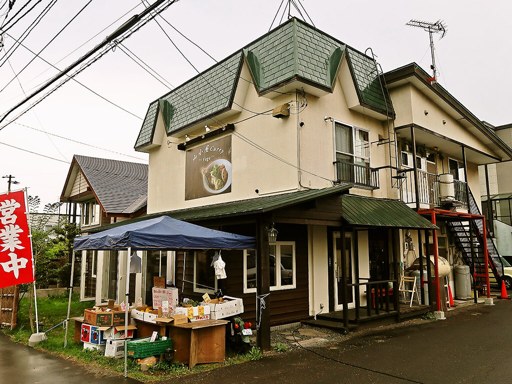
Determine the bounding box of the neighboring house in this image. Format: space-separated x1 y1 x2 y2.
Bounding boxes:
60 155 148 302
73 18 511 347
480 123 512 261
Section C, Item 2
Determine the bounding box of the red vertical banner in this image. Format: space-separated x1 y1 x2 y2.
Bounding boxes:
0 190 35 288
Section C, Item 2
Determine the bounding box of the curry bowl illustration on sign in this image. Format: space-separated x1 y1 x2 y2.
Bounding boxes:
202 159 232 194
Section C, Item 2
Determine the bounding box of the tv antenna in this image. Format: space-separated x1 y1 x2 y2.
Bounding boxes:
406 19 447 83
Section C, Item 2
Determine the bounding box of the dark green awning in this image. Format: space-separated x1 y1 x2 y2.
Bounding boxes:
340 195 437 229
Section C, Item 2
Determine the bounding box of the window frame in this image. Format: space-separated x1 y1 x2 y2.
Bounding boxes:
81 201 100 226
193 250 217 294
334 122 370 166
243 241 296 293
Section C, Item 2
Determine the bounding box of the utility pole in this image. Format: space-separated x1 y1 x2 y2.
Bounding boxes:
2 174 19 193
406 19 447 83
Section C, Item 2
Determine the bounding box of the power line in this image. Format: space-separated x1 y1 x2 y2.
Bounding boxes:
0 0 93 93
141 0 289 117
5 32 143 120
6 56 68 161
13 121 147 161
118 42 174 90
0 0 57 68
0 0 179 128
0 140 69 164
1 0 40 32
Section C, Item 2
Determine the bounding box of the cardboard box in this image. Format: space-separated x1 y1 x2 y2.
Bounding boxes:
207 296 244 320
144 311 159 324
152 287 178 310
112 311 126 326
83 341 105 352
81 323 92 343
171 314 188 325
84 308 126 327
102 325 136 340
104 339 125 358
130 308 145 321
84 309 112 327
81 323 107 345
153 276 166 288
174 305 211 321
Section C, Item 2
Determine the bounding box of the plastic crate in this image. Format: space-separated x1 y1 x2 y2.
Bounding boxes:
127 337 172 359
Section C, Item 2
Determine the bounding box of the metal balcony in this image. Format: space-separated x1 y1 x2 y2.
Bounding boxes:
334 160 380 189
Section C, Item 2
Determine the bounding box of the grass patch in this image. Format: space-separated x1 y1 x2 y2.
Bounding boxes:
2 294 263 382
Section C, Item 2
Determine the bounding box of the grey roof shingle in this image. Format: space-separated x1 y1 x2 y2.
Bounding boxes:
74 155 148 215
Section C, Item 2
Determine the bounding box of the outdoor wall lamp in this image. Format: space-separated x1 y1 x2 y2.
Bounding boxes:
267 223 278 243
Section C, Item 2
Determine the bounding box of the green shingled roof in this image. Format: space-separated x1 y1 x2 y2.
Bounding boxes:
167 184 352 221
347 48 393 115
135 18 394 150
340 194 437 229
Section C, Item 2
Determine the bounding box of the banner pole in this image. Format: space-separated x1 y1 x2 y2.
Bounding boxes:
33 281 39 334
64 250 76 347
23 188 39 333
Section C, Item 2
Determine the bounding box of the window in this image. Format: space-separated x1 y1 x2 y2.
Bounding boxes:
81 201 100 226
193 250 217 294
244 242 296 293
334 122 370 184
448 158 465 181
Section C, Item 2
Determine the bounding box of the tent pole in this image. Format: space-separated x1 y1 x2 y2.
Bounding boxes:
64 251 76 347
124 247 131 378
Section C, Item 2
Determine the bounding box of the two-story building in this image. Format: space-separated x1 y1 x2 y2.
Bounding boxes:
131 16 511 339
61 155 148 302
69 18 512 349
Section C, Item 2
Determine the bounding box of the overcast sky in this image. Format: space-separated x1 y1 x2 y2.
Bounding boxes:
1 0 510 208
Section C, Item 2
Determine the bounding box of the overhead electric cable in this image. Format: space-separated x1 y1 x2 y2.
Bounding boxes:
0 0 57 67
118 42 174 90
0 141 69 164
0 0 14 28
1 0 39 32
1 0 93 93
4 33 142 120
13 121 147 161
0 0 179 128
140 0 286 116
7 56 67 161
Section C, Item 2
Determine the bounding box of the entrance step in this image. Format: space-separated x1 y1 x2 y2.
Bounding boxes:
301 318 355 334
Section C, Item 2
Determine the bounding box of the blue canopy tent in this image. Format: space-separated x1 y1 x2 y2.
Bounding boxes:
73 215 255 251
65 215 255 376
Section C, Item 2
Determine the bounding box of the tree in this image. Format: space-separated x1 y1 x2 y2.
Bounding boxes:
28 196 79 288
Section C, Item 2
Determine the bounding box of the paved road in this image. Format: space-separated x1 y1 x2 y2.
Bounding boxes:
169 300 512 384
0 333 141 384
3 301 512 384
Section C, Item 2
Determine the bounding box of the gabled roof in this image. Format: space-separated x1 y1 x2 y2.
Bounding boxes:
60 155 148 215
135 18 393 151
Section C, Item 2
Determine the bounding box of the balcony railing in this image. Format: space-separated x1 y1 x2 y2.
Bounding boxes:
334 160 380 189
400 169 468 209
